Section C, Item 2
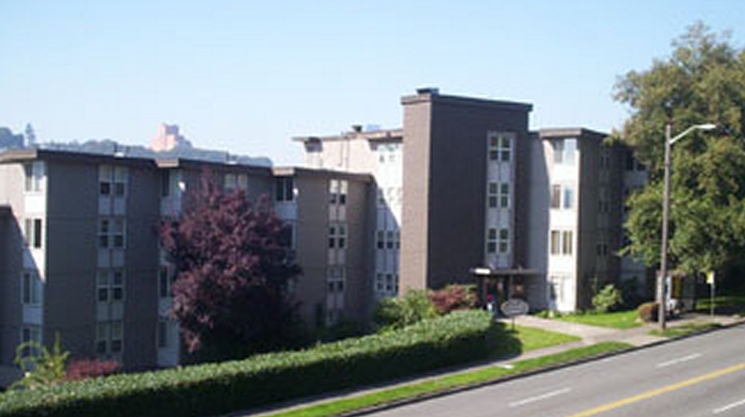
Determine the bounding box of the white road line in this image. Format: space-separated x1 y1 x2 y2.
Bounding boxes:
656 353 702 368
714 398 745 414
508 388 571 408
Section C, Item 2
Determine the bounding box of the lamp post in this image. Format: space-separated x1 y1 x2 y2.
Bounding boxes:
658 122 716 330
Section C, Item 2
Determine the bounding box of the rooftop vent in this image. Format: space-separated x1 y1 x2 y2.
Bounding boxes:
351 124 363 133
416 87 439 95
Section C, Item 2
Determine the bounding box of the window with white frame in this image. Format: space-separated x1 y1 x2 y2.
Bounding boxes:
99 165 128 197
553 138 577 165
98 218 126 249
488 133 511 162
158 266 174 299
97 270 125 303
386 230 394 249
486 228 497 253
21 270 42 306
328 223 347 249
23 218 43 249
23 162 44 193
375 272 385 292
550 230 574 256
376 230 385 249
329 179 348 205
21 325 42 357
224 173 248 193
327 266 345 293
275 177 294 202
487 182 510 208
550 184 575 209
96 321 123 356
498 229 510 253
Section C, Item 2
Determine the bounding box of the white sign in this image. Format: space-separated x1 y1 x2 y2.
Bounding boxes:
501 298 529 317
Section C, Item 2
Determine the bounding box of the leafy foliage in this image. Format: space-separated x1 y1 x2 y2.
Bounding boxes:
615 22 745 275
0 311 494 417
65 359 120 381
373 289 438 330
160 171 302 360
592 284 624 313
429 284 478 315
11 335 69 391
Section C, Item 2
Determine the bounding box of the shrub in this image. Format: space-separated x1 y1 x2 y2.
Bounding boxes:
0 310 494 417
592 285 624 313
429 284 478 315
65 359 120 381
373 289 438 330
638 302 659 322
11 335 69 391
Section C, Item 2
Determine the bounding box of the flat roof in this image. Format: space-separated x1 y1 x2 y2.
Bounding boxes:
293 127 403 144
536 127 608 138
272 166 373 182
401 90 533 112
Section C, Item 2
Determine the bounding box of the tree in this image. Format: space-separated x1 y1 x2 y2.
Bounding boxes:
615 22 745 276
160 172 302 361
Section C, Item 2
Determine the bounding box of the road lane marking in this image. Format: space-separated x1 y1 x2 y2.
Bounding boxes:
564 361 745 417
714 398 745 414
509 388 571 407
657 353 703 368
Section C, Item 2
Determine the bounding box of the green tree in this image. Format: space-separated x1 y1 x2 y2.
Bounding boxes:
615 22 745 275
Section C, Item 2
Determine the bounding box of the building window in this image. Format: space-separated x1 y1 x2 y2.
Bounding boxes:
279 223 295 249
275 177 294 202
550 184 575 210
24 218 43 249
21 271 42 306
597 241 609 257
24 162 44 193
98 218 126 249
553 138 577 165
158 266 174 299
386 231 394 249
327 266 345 293
96 321 123 356
498 228 510 253
329 223 347 249
21 325 42 357
488 182 510 208
488 133 511 162
375 273 385 292
550 231 573 256
376 230 385 249
395 230 400 249
100 165 128 198
486 228 497 253
224 173 248 193
97 270 125 303
329 179 348 205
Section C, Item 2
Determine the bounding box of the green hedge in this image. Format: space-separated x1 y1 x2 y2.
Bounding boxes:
0 310 494 417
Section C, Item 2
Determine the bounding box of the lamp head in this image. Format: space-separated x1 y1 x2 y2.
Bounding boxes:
697 123 717 131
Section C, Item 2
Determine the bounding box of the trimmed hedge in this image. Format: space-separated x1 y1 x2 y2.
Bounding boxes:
0 310 494 417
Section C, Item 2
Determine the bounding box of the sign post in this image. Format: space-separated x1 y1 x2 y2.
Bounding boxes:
501 298 529 331
707 271 716 317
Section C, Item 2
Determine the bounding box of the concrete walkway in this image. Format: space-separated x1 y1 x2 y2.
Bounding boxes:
243 312 745 417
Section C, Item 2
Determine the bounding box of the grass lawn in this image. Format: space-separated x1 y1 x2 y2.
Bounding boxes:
554 310 642 329
486 322 581 360
650 322 720 338
264 342 631 417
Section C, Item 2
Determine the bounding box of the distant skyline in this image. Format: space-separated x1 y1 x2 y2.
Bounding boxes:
1 0 744 165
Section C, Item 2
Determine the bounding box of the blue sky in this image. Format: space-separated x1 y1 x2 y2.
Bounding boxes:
1 0 744 164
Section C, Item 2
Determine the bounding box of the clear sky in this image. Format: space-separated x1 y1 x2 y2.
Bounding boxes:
1 0 744 165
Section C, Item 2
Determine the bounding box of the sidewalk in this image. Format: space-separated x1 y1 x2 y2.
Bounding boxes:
246 312 744 417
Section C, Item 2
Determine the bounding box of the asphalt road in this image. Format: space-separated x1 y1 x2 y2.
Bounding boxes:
370 325 745 417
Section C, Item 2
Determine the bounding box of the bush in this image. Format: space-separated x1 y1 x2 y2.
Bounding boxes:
592 285 624 313
373 289 438 330
65 359 120 381
638 302 659 322
429 285 478 315
0 310 494 417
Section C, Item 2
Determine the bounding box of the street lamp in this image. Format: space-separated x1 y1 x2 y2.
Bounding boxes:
658 122 716 330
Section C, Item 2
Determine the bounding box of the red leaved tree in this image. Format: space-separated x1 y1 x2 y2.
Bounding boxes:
160 172 302 361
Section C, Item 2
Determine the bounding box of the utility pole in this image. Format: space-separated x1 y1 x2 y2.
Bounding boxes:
658 122 672 330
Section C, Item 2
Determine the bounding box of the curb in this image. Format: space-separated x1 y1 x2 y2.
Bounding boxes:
335 319 745 417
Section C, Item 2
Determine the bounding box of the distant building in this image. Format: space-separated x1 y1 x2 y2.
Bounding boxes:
150 124 193 152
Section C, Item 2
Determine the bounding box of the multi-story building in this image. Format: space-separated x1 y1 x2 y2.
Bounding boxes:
0 88 649 386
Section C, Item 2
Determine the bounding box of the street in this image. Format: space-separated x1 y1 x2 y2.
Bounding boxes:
369 325 745 417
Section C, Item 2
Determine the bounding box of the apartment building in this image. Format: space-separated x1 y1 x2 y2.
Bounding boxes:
0 88 648 386
0 148 372 384
297 88 646 313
